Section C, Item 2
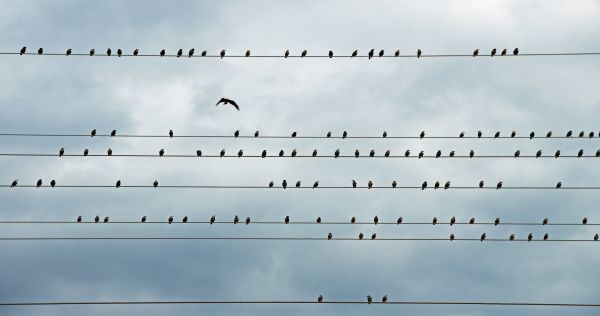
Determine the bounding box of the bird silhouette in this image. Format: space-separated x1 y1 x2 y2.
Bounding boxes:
50 180 56 187
343 131 348 138
368 49 374 59
83 148 89 156
10 180 17 187
511 131 516 138
59 148 64 157
36 179 42 187
421 181 427 190
374 216 379 225
473 49 479 57
367 295 373 304
20 46 26 55
417 49 422 58
313 181 319 188
555 150 560 158
110 129 117 137
444 181 451 189
295 181 301 188
106 48 112 56
328 232 332 240
450 234 455 241
91 129 96 137
176 49 183 57
95 216 100 223
284 50 289 58
596 149 600 157
530 131 535 139
220 149 226 157
328 50 333 58
536 150 542 158
405 150 410 157
509 234 515 240
480 233 486 241
354 149 360 158
318 295 323 303
168 216 173 224
216 98 240 111
368 180 373 189
547 131 552 138
495 218 500 226
371 233 377 240
385 150 390 157
432 217 437 225
220 50 225 58
107 148 113 156
566 130 572 137
370 150 375 157
183 216 188 223
282 180 287 189
590 131 595 138
66 48 72 56
285 216 289 224
450 217 456 226
556 181 562 189
89 49 95 56
291 131 297 138
382 295 388 303
351 217 356 223
201 50 207 56
543 218 549 225
496 181 503 189
153 180 158 188
261 150 267 158
238 149 243 157
210 215 216 224
316 217 321 224
578 149 584 158
436 150 441 158
254 131 259 137
77 216 82 223
133 49 139 56
234 215 239 224
418 151 424 159
491 48 497 56
501 48 507 56
470 218 476 224
478 131 482 138
268 181 274 188
38 48 43 54
494 131 500 138
196 150 202 157
279 150 284 157
479 180 485 188
434 181 440 189
141 216 147 223
392 181 397 188
469 150 475 158
335 149 340 158
117 48 123 57
459 132 465 138
104 217 109 223
514 150 521 157
245 50 250 57
394 50 400 56
449 151 455 157
397 217 403 224
159 149 165 156
595 234 599 241
420 131 425 138
234 130 239 137
579 131 585 137
352 50 358 57
115 180 121 188
382 131 387 138
160 49 165 57
301 50 307 57
326 131 332 138
528 233 533 241
379 50 384 57
291 149 297 157
312 149 318 157
582 217 588 224
352 180 357 188
246 217 250 225
513 48 519 55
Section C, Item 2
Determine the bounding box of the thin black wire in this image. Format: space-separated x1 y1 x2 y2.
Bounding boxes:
0 237 595 242
1 299 598 307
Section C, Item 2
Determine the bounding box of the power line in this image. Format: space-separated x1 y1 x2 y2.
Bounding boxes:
1 299 598 307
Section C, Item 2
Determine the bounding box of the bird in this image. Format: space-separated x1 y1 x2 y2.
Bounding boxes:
10 180 17 187
335 149 340 158
313 181 319 189
117 49 122 57
169 130 174 138
245 217 250 225
385 150 390 157
579 131 585 137
296 181 301 188
494 131 500 138
450 234 455 241
217 49 224 58
245 50 250 57
301 50 307 57
318 295 323 303
343 131 348 138
501 48 507 56
459 132 465 138
513 48 519 55
196 150 202 157
479 180 485 188
95 216 100 223
316 217 321 224
328 50 333 58
470 218 476 224
291 149 297 157
374 216 379 225
394 50 400 56
50 180 56 187
368 49 374 59
234 215 239 224
115 180 121 188
578 149 584 158
133 49 139 56
509 234 515 241
216 98 240 111
328 232 332 240
160 49 165 57
478 131 482 138
547 131 552 138
536 150 542 158
432 217 437 225
89 48 95 56
405 150 410 157
291 132 297 138
153 180 159 188
543 218 549 225
261 150 267 158
450 216 456 226
596 149 600 157
368 181 373 189
238 149 243 157
556 181 562 189
566 130 573 137
530 131 535 139
417 49 422 58
107 48 112 56
77 216 82 223
382 131 387 138
370 150 375 157
444 181 451 190
103 217 109 223
420 130 425 138
436 150 441 158
91 129 97 137
469 150 475 158
326 131 332 138
234 130 239 137
511 131 516 138
351 217 356 223
491 48 497 56
282 180 287 189
210 215 216 224
434 181 440 189
379 50 384 57
514 150 521 158
168 216 173 224
494 218 500 226
555 150 560 158
418 151 424 159
421 181 427 190
449 151 455 157
351 50 358 57
159 149 165 156
590 131 595 138
141 216 147 223
37 47 43 54
220 149 226 157
312 149 318 157
66 48 72 56
268 181 274 188
36 179 42 187
352 180 357 188
359 233 364 240
20 46 26 55
528 233 533 241
595 234 599 241
397 217 403 224
107 148 113 156
254 131 259 137
496 181 503 189
201 50 207 56
392 181 397 188
582 217 588 225
480 233 486 241
382 295 388 303
59 148 65 157
183 216 188 223
371 233 377 240
111 130 117 137
284 50 289 58
279 150 284 157
473 49 479 57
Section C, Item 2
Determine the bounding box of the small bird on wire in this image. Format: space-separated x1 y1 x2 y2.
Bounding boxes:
379 50 384 57
183 216 188 223
501 48 507 56
201 50 207 56
511 131 516 138
117 49 122 57
285 216 290 224
479 180 484 188
284 50 289 58
301 50 307 57
234 215 239 224
556 181 562 189
392 181 397 188
509 234 515 241
282 180 287 189
11 180 17 187
295 181 301 188
20 46 26 55
107 148 113 156
66 48 72 56
159 149 165 156
328 232 332 240
95 216 100 223
480 233 486 241
473 49 479 57
328 50 333 58
352 180 357 188
313 181 319 188
352 50 358 57
582 217 588 224
279 150 284 157
394 50 400 56
91 129 96 137
555 150 560 158
371 233 377 240
216 98 239 111
38 48 43 54
115 180 121 188
104 217 109 223
368 49 374 59
496 181 503 189
470 218 476 224
141 216 147 223
434 181 440 189
528 233 533 241
368 180 373 189
335 149 340 158
90 49 95 56
50 180 56 187
316 217 321 224
153 180 159 188
220 149 226 157
196 150 202 157
382 295 388 303
421 181 427 190
312 149 318 157
385 150 390 157
374 216 379 225
220 50 226 58
246 217 251 225
450 234 455 241
77 216 82 223
367 295 373 304
210 215 216 224
318 295 323 303
107 48 112 56
160 49 165 57
168 216 173 224
59 147 65 157
491 48 497 56
351 217 356 223
495 218 500 226
417 49 422 58
513 48 519 55
246 50 251 57
133 49 139 56
36 179 42 187
450 216 456 226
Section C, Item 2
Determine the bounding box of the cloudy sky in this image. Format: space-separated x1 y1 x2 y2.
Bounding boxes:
1 0 600 315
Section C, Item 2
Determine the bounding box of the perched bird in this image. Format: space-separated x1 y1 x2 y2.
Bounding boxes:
397 217 403 224
418 151 424 159
95 216 100 223
385 150 390 157
312 149 318 157
77 216 82 223
421 181 427 190
417 49 422 58
282 180 287 189
370 150 375 157
566 130 573 137
543 218 549 225
160 49 165 57
378 50 384 57
285 216 289 224
444 181 451 190
177 49 183 57
491 48 497 56
279 150 284 157
343 131 348 139
368 181 373 189
459 132 465 138
238 149 243 157
245 217 250 225
420 130 425 138
494 131 500 138
351 217 356 223
473 49 479 57
596 149 600 157
496 181 503 189
153 180 158 188
405 150 410 157
590 131 595 138
371 233 377 240
59 147 65 157
582 217 588 225
91 129 97 137
168 216 173 224
530 131 535 139
141 216 147 223
511 131 516 138
83 149 89 156
284 50 289 58
133 49 139 56
494 218 500 226
351 50 358 57
352 180 357 188
301 50 307 57
111 129 117 136
261 150 267 158
382 295 388 303
316 217 321 224
268 181 274 188
450 216 456 226
209 215 217 225
20 46 26 55
578 149 584 158
528 233 533 241
480 233 486 241
432 217 437 225
313 181 319 189
10 180 17 187
470 218 476 224
478 131 482 138
501 48 507 56
359 233 364 240
328 50 333 58
254 131 259 137
449 151 455 157
66 48 72 56
392 181 397 188
536 150 542 158
595 234 599 241
450 234 455 241
328 232 332 240
107 148 113 156
291 149 297 157
295 181 301 188
50 180 56 187
234 215 239 224
216 98 240 111
196 150 202 157
374 216 379 225
513 48 519 55
547 131 552 138
556 181 562 189
89 48 95 56
555 150 560 158
434 181 440 189
335 149 340 158
394 50 400 57
318 295 323 303
183 216 188 223
469 150 475 158
107 48 112 56
220 50 225 58
579 131 585 137
36 179 42 187
326 131 332 138
509 234 515 241
245 50 250 57
479 180 485 188
117 49 122 57
436 150 441 158
368 49 374 59
220 149 226 157
234 130 239 137
159 149 165 156
103 217 109 223
38 47 43 54
291 132 297 138
201 50 207 56
514 150 521 157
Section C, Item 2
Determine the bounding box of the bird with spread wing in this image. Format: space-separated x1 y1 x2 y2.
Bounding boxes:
216 98 240 111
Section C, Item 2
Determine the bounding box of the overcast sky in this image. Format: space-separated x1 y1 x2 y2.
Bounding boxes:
1 0 600 315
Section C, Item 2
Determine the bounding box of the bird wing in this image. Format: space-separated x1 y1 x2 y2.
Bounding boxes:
216 98 227 106
228 100 240 110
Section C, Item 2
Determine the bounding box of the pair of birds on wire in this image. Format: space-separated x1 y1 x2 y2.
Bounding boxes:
81 216 110 223
113 180 159 188
317 295 387 303
269 180 320 189
472 48 519 57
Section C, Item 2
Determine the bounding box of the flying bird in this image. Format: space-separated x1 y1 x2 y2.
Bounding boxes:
77 216 82 223
216 98 240 111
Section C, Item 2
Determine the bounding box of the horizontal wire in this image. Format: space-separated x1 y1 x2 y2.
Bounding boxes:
1 299 598 307
0 236 596 242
